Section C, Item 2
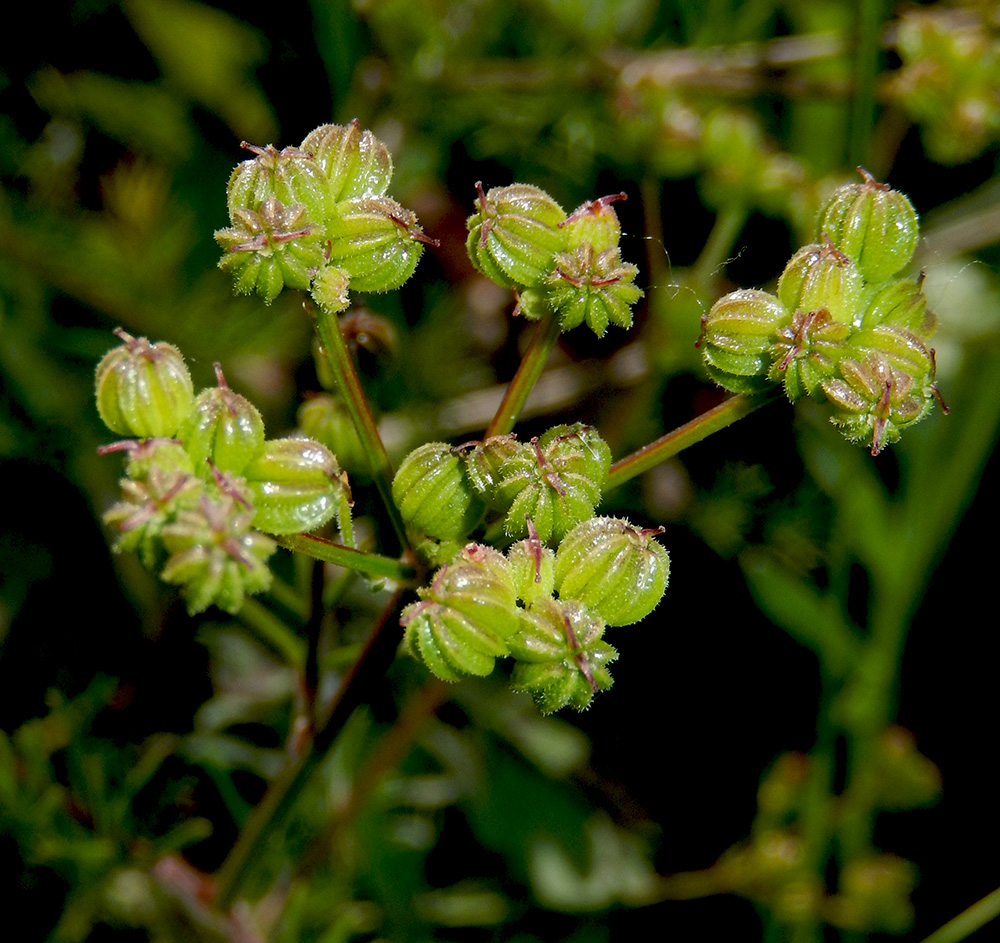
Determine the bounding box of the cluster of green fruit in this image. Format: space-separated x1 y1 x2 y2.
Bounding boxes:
215 120 434 309
390 426 669 711
467 184 644 336
96 329 350 614
699 169 944 455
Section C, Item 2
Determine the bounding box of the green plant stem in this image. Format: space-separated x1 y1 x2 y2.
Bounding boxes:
918 886 1000 943
276 533 416 582
605 390 782 492
486 313 563 437
214 587 408 910
689 203 750 291
239 597 307 666
311 301 408 550
848 0 885 169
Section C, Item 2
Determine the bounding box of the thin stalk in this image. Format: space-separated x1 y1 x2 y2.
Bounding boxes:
239 598 306 666
311 302 408 550
276 533 416 582
848 0 886 169
486 314 563 437
918 886 1000 943
605 390 782 492
689 203 749 292
214 588 408 909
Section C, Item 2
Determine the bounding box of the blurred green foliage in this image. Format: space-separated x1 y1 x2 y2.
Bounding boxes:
3 0 1000 941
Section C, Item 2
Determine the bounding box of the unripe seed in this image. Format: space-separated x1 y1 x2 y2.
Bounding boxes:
95 329 195 438
554 516 669 627
507 519 556 605
466 182 567 288
160 492 276 614
102 440 202 569
215 196 326 302
861 275 936 338
509 597 617 713
469 424 611 544
777 240 866 328
400 544 519 681
243 436 345 535
300 120 393 203
393 442 485 542
560 193 626 254
226 142 330 227
179 364 266 476
818 168 919 283
325 195 433 293
822 351 937 455
769 308 852 401
699 289 790 395
542 244 643 336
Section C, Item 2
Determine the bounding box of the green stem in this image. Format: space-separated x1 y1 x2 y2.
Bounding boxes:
486 313 563 437
214 588 408 909
918 886 1000 943
604 390 782 492
848 0 885 169
689 203 749 291
239 597 307 666
276 533 416 582
311 301 408 550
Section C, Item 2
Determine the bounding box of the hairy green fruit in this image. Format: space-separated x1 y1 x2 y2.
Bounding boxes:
822 351 937 455
102 441 202 569
560 193 626 254
225 142 331 227
179 365 266 476
160 491 276 615
777 241 866 329
393 442 485 542
300 120 393 203
818 169 919 284
509 598 617 713
699 289 791 395
325 195 431 293
467 424 611 544
95 329 195 438
400 544 519 681
554 517 670 627
507 520 556 605
243 437 345 535
861 276 936 338
466 182 566 288
216 196 326 302
769 308 852 401
541 244 643 336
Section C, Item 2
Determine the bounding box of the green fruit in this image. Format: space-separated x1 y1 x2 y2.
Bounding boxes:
95 329 194 438
554 517 670 627
543 244 643 336
777 241 866 328
243 437 344 535
160 492 276 615
325 195 430 293
508 598 617 713
699 289 790 395
400 544 519 681
179 365 266 476
769 308 852 401
393 442 485 542
822 351 937 455
466 182 567 288
818 169 919 284
300 120 393 202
